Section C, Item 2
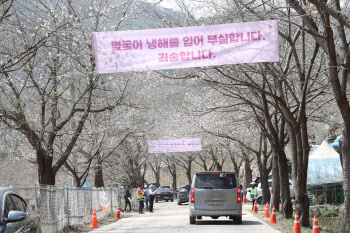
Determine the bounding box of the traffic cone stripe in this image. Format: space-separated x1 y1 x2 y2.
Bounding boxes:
264 202 270 218
90 209 98 228
293 212 301 233
252 200 258 213
312 215 321 233
115 205 121 219
243 195 247 204
269 205 277 224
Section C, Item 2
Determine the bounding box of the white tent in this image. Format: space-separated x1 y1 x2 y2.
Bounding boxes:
307 141 343 185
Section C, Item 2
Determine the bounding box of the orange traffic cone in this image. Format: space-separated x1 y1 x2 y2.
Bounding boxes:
115 205 121 219
252 200 258 213
293 212 301 233
90 209 98 228
269 205 277 224
312 215 320 233
243 195 247 204
264 202 270 218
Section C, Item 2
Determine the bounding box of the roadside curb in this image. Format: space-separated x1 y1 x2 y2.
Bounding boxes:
243 203 281 232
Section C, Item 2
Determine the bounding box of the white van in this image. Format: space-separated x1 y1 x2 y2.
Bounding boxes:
189 171 242 224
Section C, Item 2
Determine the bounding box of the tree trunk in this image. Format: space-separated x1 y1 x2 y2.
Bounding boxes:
37 147 55 185
341 132 350 232
167 163 177 191
260 168 270 204
288 125 309 226
95 159 104 187
216 163 223 171
155 168 161 187
271 150 280 211
186 165 192 184
150 163 161 187
244 158 252 190
300 111 310 225
278 152 293 218
172 171 177 191
230 154 241 177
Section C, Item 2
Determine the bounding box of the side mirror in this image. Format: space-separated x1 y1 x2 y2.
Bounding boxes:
4 211 27 223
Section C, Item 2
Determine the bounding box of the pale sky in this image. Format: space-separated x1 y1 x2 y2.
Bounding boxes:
158 0 177 9
148 0 211 19
147 0 180 10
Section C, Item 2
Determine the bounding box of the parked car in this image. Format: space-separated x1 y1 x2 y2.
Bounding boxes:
0 187 42 233
189 171 242 224
155 188 174 202
159 185 172 192
177 185 191 205
255 179 295 204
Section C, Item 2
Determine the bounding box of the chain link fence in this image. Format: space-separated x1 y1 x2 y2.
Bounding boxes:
14 185 122 233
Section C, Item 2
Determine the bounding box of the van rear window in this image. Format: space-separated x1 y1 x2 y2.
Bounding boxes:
195 173 237 189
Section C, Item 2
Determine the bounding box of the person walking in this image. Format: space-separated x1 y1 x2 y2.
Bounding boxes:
250 182 258 211
148 185 157 213
137 184 145 214
124 190 132 212
144 186 150 212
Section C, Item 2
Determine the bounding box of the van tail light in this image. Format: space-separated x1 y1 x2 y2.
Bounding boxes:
190 188 195 203
179 190 186 193
237 187 241 203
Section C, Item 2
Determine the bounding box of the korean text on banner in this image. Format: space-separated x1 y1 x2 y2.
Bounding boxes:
148 138 202 153
93 20 279 74
100 191 111 212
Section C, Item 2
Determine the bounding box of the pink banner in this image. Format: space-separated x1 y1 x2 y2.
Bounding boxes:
148 138 202 153
93 20 279 74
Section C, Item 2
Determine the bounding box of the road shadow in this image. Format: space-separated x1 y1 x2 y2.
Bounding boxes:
195 219 263 226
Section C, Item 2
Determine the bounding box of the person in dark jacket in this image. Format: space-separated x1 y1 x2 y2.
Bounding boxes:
124 190 132 212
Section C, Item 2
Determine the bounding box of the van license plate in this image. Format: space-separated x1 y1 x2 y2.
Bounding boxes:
208 200 224 206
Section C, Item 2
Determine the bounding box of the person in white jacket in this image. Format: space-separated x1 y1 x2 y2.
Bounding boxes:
148 185 157 213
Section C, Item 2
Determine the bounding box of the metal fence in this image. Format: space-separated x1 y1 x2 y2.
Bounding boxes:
14 185 122 233
307 182 344 206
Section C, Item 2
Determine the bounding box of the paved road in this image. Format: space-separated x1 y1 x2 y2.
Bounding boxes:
91 201 280 233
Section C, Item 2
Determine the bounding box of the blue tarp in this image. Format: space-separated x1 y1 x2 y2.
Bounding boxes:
330 139 340 148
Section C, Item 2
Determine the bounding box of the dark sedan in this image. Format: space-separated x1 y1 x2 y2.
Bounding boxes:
155 188 174 202
0 187 42 233
177 185 191 205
